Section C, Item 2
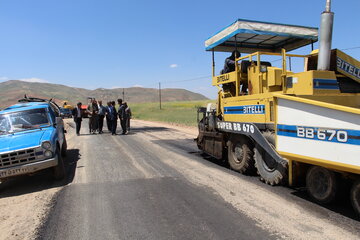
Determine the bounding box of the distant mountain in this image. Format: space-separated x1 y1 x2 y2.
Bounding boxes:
0 80 208 108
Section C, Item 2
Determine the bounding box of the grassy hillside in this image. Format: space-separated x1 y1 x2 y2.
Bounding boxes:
131 100 216 127
0 80 208 108
0 80 215 127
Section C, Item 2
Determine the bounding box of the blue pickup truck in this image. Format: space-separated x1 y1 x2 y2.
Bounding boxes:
0 97 67 181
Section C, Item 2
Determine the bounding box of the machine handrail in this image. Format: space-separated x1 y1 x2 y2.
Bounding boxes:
235 50 308 72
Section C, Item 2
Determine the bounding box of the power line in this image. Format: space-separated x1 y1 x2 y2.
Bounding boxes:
162 75 211 84
159 82 161 110
137 45 360 88
341 46 360 51
140 75 211 88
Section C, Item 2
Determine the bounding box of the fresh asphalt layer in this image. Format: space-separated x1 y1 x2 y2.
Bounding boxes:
36 120 275 240
36 119 360 240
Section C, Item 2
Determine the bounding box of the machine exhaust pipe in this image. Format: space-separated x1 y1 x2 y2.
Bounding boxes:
317 0 334 71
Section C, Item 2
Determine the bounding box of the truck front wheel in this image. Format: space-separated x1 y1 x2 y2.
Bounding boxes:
227 136 255 174
350 179 360 217
306 166 338 204
61 137 67 157
53 147 66 180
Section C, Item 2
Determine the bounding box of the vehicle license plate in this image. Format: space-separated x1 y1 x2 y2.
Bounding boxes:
0 167 29 178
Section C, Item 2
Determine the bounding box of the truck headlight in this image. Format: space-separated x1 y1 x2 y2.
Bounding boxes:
44 150 53 158
41 141 52 149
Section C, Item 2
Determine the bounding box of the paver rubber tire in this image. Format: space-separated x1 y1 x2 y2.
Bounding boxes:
53 147 66 180
350 179 360 217
254 131 287 186
61 137 67 157
227 136 255 174
306 166 338 204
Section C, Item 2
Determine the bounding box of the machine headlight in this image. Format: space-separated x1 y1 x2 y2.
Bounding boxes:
44 150 53 158
41 141 52 149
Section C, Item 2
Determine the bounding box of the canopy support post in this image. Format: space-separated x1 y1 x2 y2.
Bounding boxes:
235 35 239 97
212 49 215 77
289 56 292 71
281 48 287 93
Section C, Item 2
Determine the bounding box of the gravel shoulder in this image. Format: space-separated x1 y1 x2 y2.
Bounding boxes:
133 119 198 137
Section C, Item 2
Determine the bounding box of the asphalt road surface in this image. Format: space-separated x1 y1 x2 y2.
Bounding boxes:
37 119 360 240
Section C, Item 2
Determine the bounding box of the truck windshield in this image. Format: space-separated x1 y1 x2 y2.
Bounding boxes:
0 108 50 134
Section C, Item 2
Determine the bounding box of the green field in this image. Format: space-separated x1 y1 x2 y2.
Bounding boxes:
130 100 215 127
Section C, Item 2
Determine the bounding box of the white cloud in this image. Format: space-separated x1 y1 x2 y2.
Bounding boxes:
132 84 143 87
0 76 9 81
111 86 122 89
19 77 49 83
169 64 178 68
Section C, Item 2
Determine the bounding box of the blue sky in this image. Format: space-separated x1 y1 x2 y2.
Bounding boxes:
0 0 359 99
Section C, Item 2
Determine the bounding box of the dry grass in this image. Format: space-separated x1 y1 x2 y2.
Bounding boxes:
130 100 215 126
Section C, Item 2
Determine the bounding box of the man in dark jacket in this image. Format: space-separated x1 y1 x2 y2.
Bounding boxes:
105 101 112 132
123 102 131 134
222 50 241 74
117 99 126 135
109 101 118 135
97 100 106 134
72 102 82 136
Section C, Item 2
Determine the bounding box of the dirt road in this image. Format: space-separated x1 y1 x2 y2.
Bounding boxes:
1 119 360 240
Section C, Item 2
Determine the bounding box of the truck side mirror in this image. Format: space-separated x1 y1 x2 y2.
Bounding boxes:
54 116 62 127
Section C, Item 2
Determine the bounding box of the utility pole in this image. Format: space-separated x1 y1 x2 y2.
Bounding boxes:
159 82 162 110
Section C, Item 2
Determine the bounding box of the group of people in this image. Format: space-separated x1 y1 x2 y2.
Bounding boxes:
72 98 131 136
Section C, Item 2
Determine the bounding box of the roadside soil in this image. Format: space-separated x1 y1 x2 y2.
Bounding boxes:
0 121 76 240
0 180 61 240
